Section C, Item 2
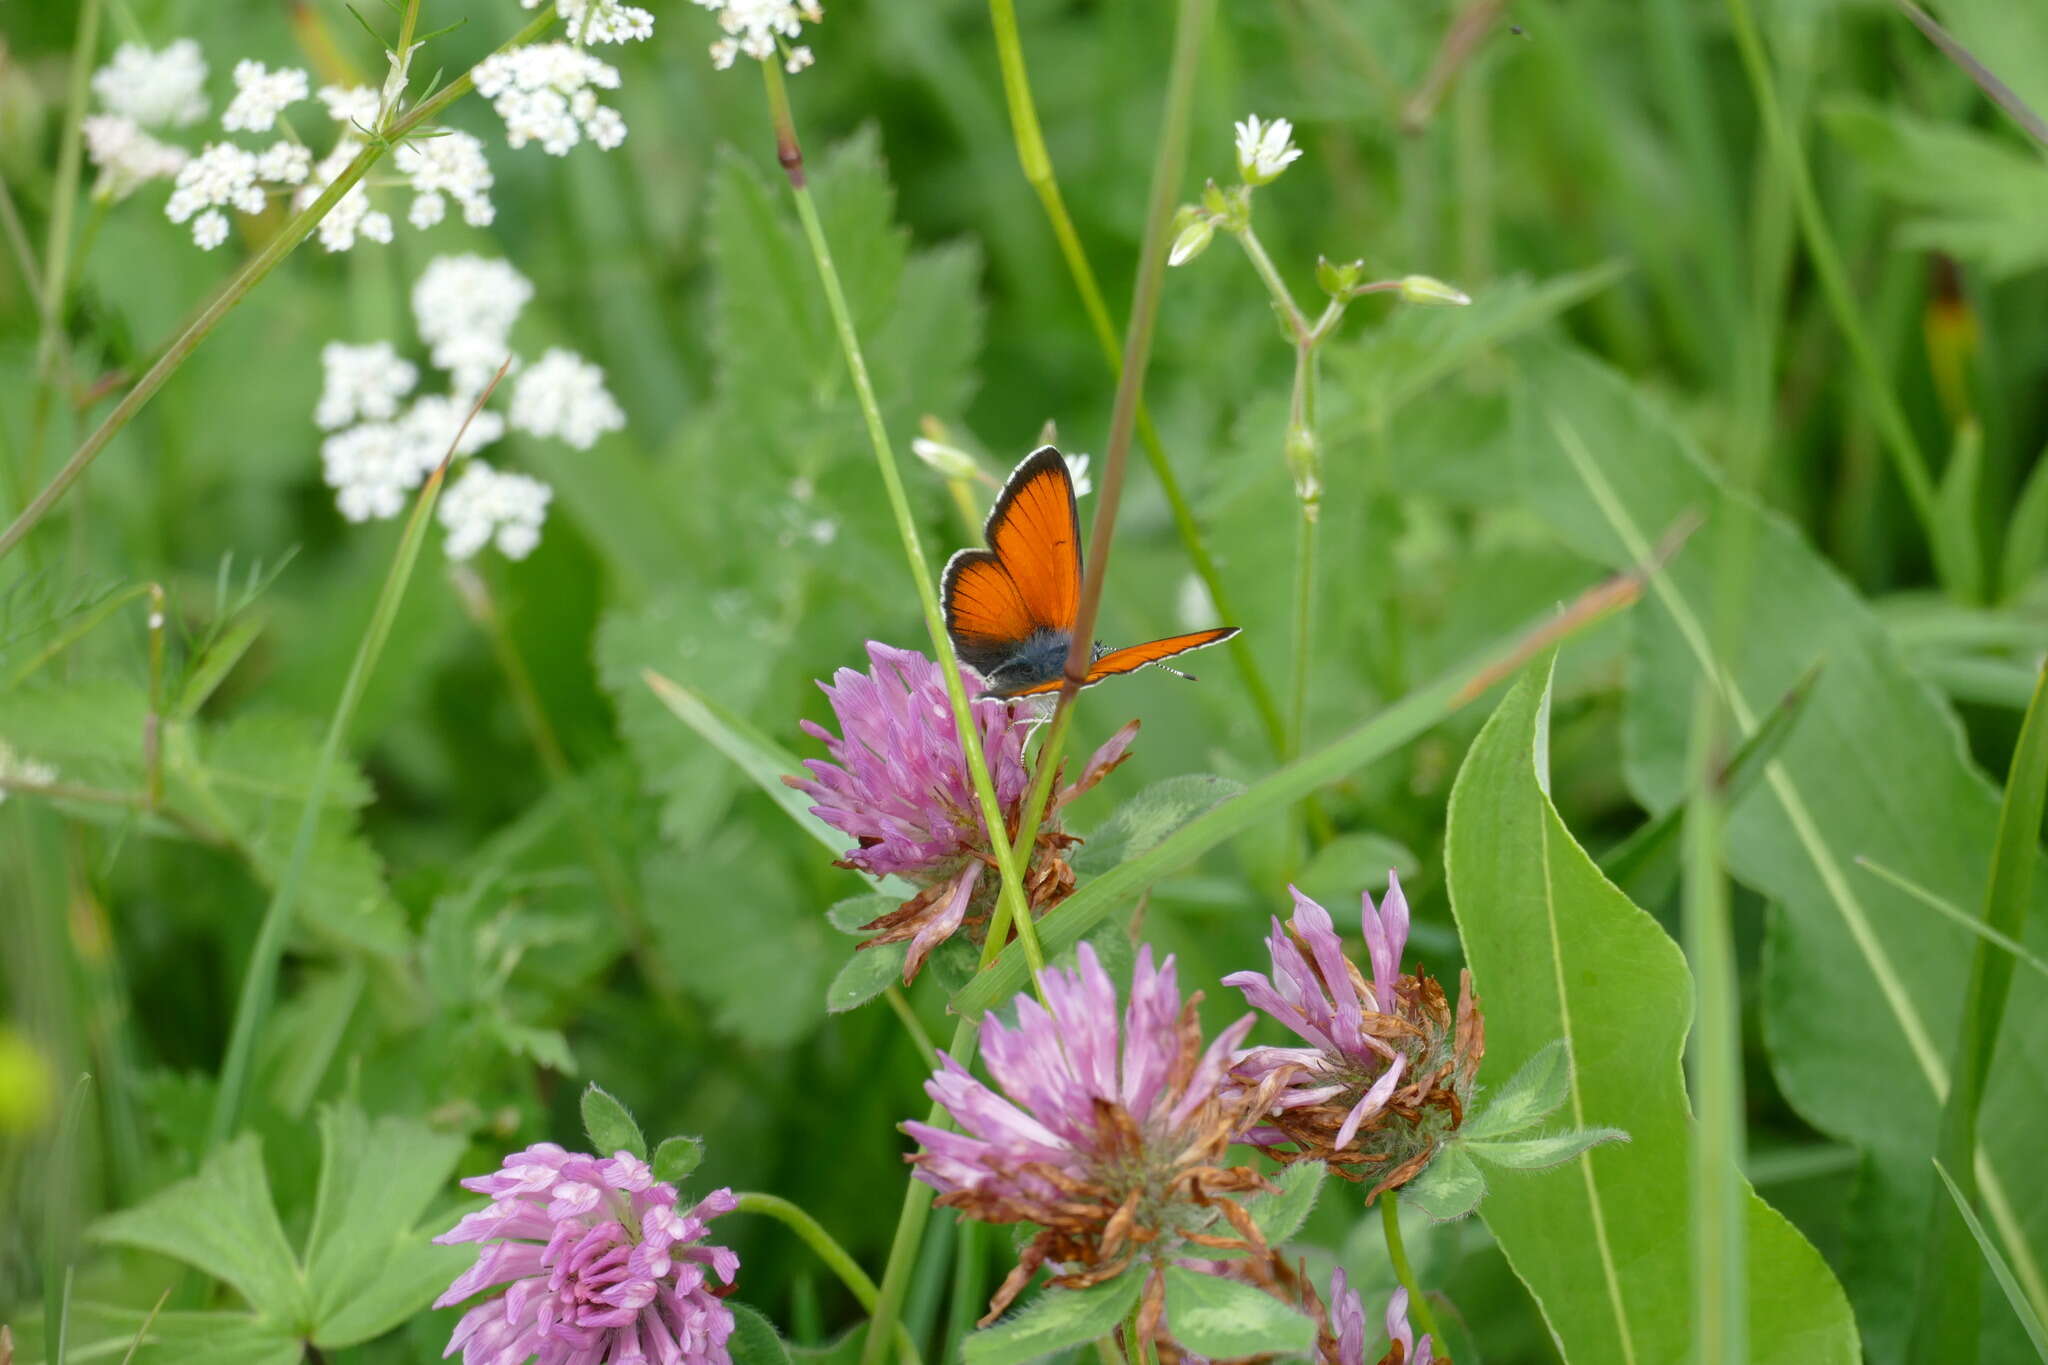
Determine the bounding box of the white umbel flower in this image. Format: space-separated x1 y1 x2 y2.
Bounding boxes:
394 130 496 229
92 40 208 128
221 60 310 133
294 140 396 252
693 0 824 70
398 394 506 473
1234 114 1302 185
532 0 656 43
83 115 189 201
165 144 265 235
412 255 533 394
438 463 553 560
472 44 625 155
319 84 383 130
508 349 624 450
317 342 420 429
320 423 415 522
192 209 231 250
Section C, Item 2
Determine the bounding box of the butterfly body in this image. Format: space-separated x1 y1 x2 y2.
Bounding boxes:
943 447 1238 699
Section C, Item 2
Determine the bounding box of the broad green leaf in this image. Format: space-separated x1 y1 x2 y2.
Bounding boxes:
1445 654 1857 1363
729 1303 796 1365
1516 343 2048 1353
1855 857 2048 981
1072 775 1247 875
581 1084 648 1159
962 1272 1143 1365
1159 1268 1315 1358
653 1135 705 1184
827 942 908 1013
1936 1162 2048 1362
9 1303 299 1365
953 568 1638 1018
1461 1040 1571 1140
1205 1160 1326 1258
303 1107 469 1347
91 1134 308 1326
1468 1129 1630 1171
827 894 898 934
1401 1144 1487 1224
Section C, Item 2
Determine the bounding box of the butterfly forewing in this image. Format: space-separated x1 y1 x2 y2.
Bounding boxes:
1000 627 1241 697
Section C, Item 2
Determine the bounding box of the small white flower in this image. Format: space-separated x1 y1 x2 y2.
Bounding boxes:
532 0 656 43
318 84 382 130
221 60 310 133
412 254 534 393
438 463 553 560
691 0 824 72
508 349 624 450
394 130 496 228
472 44 625 156
1066 453 1094 498
294 140 395 252
256 141 311 185
165 144 266 243
320 422 414 521
1234 114 1302 185
0 739 60 801
92 40 208 128
83 115 189 201
316 342 419 429
398 394 506 476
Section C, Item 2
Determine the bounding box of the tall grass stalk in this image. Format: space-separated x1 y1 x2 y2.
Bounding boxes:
735 1193 924 1365
755 59 1044 994
29 0 103 488
0 8 558 565
983 0 1288 761
204 360 510 1148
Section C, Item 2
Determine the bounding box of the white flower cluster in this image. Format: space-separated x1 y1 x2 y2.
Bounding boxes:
84 39 499 251
472 44 626 155
315 255 624 560
691 0 822 73
527 0 656 44
0 739 59 802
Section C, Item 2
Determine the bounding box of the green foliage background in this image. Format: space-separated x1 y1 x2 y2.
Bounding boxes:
3 0 2047 1361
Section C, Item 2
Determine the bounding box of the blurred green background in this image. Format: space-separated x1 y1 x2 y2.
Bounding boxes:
4 0 2048 1360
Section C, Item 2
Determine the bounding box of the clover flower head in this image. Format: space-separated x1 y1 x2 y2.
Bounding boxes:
1226 877 1484 1200
473 44 627 155
509 349 625 450
435 1143 738 1365
1234 114 1302 185
533 0 657 43
692 0 825 72
221 60 309 133
92 40 208 128
786 643 1135 981
83 115 189 201
907 943 1283 1326
440 463 554 561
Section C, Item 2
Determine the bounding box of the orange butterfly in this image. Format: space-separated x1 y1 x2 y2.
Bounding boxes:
943 446 1239 698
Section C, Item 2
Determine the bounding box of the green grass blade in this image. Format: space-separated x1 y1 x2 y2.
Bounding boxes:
952 567 1643 1018
1935 1160 2048 1361
1912 659 2048 1361
1853 856 2048 981
204 367 506 1148
1895 1 2048 149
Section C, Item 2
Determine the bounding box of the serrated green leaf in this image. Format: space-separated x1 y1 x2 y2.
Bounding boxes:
1205 1161 1325 1258
491 1020 578 1075
1160 1268 1315 1358
653 1135 705 1184
1400 1144 1487 1224
90 1134 307 1325
962 1273 1142 1365
827 942 908 1013
581 1084 647 1159
1462 1040 1571 1140
304 1107 469 1347
1467 1128 1630 1171
729 1302 795 1365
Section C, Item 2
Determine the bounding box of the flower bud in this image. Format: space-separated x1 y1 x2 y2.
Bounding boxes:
910 432 982 483
1397 274 1472 307
1168 215 1215 267
1316 254 1364 299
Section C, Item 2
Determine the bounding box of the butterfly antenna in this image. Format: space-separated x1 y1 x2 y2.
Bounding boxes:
1150 661 1199 682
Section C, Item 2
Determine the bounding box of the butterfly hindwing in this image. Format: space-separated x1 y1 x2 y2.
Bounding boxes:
942 550 1038 675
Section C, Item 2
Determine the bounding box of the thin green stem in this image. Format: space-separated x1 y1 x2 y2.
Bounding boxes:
1123 1299 1145 1365
758 60 1044 1000
1289 509 1318 761
205 363 510 1147
883 985 940 1070
0 9 557 564
1724 0 1940 544
1014 0 1212 879
144 584 165 810
1233 224 1312 341
984 0 1288 760
34 0 103 432
1379 1193 1446 1349
734 1193 924 1365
